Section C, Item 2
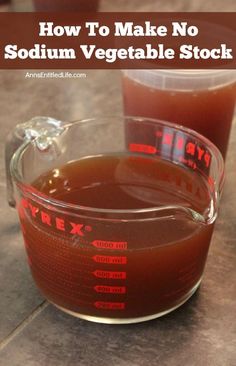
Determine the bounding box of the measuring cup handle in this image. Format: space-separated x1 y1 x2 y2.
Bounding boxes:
5 116 64 207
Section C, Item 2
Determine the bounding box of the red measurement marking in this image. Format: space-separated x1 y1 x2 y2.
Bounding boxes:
208 176 215 192
156 130 163 137
129 143 157 155
93 255 127 265
94 285 126 294
92 240 127 250
176 137 184 150
179 156 197 170
163 133 173 145
94 301 125 310
93 270 126 279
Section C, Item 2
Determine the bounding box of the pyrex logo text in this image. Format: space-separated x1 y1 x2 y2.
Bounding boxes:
19 198 91 236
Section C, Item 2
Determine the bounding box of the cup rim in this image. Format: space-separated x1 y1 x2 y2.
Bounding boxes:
11 116 224 221
122 69 236 91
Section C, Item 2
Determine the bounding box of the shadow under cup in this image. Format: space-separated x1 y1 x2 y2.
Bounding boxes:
9 117 224 324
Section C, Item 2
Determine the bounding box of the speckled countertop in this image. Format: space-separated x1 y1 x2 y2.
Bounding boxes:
0 1 236 365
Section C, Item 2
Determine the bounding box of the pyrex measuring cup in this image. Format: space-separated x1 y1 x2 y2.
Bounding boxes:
5 116 224 324
122 69 236 158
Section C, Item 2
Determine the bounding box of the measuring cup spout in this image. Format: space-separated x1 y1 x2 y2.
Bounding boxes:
5 116 64 207
143 204 214 226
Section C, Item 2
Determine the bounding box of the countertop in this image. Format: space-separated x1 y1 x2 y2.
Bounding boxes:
0 1 236 366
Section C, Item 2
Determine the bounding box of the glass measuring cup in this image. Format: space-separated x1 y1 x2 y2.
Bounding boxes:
122 69 236 158
5 116 224 324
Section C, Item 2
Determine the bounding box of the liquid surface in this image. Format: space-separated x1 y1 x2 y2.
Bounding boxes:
19 154 214 320
123 76 236 158
33 154 210 214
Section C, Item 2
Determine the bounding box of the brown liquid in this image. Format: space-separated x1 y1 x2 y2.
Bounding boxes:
33 0 99 12
19 154 214 320
123 76 236 158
